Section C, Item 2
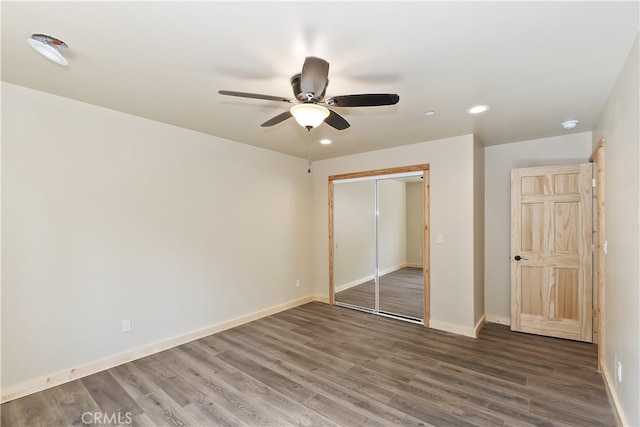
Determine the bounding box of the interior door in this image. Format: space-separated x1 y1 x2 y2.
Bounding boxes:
511 163 593 342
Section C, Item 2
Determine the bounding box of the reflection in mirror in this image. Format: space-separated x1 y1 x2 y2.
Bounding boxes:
333 180 376 311
377 176 424 320
333 174 424 323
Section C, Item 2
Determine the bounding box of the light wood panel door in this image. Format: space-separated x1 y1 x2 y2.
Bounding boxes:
511 163 593 342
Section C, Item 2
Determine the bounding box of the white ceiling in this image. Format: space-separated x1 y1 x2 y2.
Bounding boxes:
2 1 638 160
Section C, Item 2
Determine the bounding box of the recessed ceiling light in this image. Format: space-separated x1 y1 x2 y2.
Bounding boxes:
466 105 490 114
27 34 69 65
424 111 435 116
319 139 332 145
561 120 579 130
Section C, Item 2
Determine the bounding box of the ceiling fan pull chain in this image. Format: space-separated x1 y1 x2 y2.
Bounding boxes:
307 143 312 174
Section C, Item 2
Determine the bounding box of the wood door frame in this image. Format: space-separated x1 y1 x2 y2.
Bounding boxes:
328 164 431 326
589 139 605 371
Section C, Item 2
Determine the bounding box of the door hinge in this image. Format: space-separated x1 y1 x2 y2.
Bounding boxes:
592 178 597 188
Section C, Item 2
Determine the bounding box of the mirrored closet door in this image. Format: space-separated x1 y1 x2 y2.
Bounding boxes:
333 180 376 311
332 168 427 324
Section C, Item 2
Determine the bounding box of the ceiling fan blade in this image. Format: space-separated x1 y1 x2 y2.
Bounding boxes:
300 57 329 98
324 109 350 130
219 90 294 103
325 93 399 107
261 111 293 127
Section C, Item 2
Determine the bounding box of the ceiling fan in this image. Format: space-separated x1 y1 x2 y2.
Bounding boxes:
218 56 399 131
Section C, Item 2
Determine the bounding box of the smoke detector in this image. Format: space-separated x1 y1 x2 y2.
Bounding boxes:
27 34 69 65
561 120 579 130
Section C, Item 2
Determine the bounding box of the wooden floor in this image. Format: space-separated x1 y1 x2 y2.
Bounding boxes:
335 267 424 319
2 302 616 427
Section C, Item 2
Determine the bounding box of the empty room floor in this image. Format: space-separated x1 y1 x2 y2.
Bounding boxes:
1 302 616 426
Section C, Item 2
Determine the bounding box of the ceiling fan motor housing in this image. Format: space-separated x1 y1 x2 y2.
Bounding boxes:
290 74 327 102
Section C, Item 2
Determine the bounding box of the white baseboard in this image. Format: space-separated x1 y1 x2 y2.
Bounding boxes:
312 295 331 304
429 319 478 338
486 314 511 326
602 365 628 427
335 263 415 293
473 314 486 337
1 295 318 403
380 263 416 276
335 274 375 293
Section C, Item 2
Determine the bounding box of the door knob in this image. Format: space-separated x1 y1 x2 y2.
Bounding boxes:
514 255 528 261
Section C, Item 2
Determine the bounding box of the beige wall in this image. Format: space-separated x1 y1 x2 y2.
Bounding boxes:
473 136 485 325
1 83 314 391
333 180 376 289
483 132 592 324
378 179 407 272
314 135 479 335
405 181 424 266
592 34 639 427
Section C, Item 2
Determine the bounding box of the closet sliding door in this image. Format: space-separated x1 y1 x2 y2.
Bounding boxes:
377 176 424 321
331 166 428 324
333 180 376 312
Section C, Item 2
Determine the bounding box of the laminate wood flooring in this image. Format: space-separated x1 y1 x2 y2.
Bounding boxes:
2 302 616 426
335 267 424 320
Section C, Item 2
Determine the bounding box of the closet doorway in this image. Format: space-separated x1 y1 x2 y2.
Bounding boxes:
329 164 430 325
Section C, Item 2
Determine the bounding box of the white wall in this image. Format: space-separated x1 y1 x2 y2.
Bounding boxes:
592 34 639 427
313 135 479 335
333 180 376 288
406 181 424 266
378 179 407 272
473 136 485 325
483 132 592 324
1 83 314 393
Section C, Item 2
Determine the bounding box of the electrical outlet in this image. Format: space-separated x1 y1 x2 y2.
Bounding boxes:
122 319 131 333
295 279 301 288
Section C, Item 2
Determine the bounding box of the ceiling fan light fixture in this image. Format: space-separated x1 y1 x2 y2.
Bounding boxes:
27 34 69 65
290 104 330 130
